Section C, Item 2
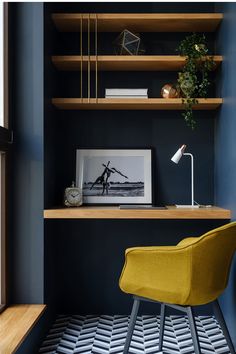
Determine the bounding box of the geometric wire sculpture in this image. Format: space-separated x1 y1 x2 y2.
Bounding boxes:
114 29 141 55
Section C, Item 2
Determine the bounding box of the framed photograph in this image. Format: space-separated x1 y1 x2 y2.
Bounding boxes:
76 149 152 205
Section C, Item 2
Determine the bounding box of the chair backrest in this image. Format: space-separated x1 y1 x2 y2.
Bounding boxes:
187 222 236 305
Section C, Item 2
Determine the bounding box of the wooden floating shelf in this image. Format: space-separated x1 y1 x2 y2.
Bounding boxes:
52 13 223 32
44 206 231 220
52 98 223 110
52 55 222 71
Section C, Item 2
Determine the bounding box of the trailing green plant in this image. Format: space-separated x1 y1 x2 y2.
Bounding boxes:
176 33 215 129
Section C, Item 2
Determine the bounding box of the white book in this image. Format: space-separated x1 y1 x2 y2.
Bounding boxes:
105 88 148 96
105 95 148 99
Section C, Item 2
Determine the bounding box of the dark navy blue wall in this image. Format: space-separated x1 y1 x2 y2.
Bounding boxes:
9 3 44 304
43 2 225 317
215 2 236 348
45 219 225 315
44 2 216 211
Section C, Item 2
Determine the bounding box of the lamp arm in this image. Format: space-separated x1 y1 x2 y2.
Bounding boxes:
183 153 194 206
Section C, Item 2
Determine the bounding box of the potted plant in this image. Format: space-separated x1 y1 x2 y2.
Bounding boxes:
176 33 215 129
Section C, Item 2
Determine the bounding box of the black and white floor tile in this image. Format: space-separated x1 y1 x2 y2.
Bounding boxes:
39 315 230 354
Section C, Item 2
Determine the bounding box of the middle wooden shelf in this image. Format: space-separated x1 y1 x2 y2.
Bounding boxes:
52 55 222 71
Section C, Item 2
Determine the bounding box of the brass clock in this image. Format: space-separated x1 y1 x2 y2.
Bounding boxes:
64 182 83 207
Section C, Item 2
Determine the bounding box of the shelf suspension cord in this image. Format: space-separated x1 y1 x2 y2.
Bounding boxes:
88 13 90 101
95 14 98 102
80 14 83 101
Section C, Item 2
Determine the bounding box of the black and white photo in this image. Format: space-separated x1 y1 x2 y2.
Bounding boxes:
76 149 152 204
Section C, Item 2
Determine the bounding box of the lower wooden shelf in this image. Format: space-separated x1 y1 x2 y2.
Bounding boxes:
0 304 46 354
44 206 231 220
52 98 223 110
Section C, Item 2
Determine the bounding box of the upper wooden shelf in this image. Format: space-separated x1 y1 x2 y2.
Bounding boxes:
52 13 223 32
52 98 222 110
52 55 222 71
44 206 231 220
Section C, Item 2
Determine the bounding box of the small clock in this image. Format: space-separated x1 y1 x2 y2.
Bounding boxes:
64 181 83 207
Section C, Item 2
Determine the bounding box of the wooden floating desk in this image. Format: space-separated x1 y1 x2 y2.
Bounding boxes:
44 206 231 220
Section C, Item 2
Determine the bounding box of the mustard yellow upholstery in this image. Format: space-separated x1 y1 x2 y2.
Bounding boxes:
119 222 236 306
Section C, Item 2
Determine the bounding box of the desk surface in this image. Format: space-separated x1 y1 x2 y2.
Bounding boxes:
44 206 231 219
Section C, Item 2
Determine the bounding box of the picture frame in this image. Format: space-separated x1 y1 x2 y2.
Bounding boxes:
76 149 152 205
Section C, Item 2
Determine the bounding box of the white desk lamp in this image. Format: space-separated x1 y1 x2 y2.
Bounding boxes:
171 144 199 208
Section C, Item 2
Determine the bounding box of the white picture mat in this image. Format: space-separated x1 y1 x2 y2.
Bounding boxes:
76 149 152 204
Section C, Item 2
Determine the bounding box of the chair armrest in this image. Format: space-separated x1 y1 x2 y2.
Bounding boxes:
119 245 192 305
178 237 199 246
125 245 185 253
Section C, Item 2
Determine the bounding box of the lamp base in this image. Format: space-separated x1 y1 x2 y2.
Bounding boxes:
175 204 200 208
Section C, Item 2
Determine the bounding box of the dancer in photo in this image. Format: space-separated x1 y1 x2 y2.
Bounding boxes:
90 161 128 195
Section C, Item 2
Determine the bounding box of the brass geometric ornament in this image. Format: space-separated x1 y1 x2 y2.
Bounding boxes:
114 29 141 55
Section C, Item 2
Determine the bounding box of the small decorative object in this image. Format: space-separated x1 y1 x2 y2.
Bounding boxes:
176 33 215 129
76 149 152 205
161 83 180 99
64 181 83 207
105 88 148 98
114 29 141 55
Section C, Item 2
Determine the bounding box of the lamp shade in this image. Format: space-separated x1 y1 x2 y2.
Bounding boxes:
171 144 186 164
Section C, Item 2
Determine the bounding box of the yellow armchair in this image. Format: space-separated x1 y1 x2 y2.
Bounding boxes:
119 222 236 354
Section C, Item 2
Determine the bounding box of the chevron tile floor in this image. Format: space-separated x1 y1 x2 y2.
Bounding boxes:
39 315 230 354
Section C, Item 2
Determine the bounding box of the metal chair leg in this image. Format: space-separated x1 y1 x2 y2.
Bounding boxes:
123 297 140 354
213 299 235 354
159 303 166 351
186 306 201 354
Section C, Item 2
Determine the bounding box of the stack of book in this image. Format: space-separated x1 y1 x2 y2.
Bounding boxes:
105 88 148 99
